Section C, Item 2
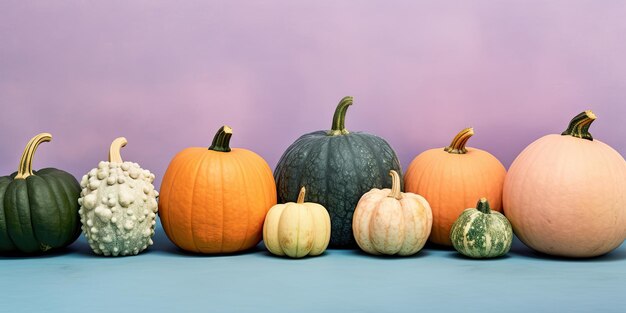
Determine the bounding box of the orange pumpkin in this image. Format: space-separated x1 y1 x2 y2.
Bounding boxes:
404 128 506 246
159 126 277 254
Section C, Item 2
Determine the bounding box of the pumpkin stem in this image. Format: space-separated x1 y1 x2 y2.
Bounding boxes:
297 187 306 204
109 137 128 163
388 170 402 200
444 127 474 154
561 110 596 141
15 133 52 179
328 96 353 136
209 125 233 152
477 198 491 214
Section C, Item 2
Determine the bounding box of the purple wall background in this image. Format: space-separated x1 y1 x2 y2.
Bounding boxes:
1 1 625 189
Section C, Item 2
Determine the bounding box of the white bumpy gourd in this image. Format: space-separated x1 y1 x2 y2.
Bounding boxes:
78 137 158 256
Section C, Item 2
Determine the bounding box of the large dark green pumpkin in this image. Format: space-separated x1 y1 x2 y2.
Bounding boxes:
274 97 402 247
0 133 81 254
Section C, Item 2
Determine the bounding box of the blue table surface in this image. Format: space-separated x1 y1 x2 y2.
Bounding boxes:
1 219 625 313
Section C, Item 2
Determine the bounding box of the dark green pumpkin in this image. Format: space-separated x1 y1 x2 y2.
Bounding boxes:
450 198 512 258
274 96 402 247
0 133 81 254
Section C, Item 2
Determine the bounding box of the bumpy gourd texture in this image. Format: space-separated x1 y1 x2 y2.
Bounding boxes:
450 209 512 258
263 201 331 258
0 169 81 253
79 161 158 256
274 132 402 247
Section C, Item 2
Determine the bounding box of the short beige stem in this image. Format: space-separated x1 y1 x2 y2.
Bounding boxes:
109 137 128 163
297 187 306 203
444 127 474 154
15 133 52 179
388 170 402 200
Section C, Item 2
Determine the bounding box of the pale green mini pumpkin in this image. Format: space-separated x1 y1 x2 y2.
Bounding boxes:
450 198 512 258
78 138 158 256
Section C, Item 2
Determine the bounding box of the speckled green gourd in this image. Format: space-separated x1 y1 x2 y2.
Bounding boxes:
450 198 512 258
0 133 81 254
78 137 158 256
274 96 402 247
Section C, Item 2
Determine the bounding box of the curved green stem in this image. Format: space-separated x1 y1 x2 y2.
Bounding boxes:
15 133 52 179
328 96 353 136
444 127 474 154
476 198 491 214
388 170 402 200
561 110 596 141
109 137 128 163
209 126 233 152
297 187 306 204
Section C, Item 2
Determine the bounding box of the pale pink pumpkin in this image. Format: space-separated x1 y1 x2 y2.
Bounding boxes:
504 111 626 257
352 170 433 256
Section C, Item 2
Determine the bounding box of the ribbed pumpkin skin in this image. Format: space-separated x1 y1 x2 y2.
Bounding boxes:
263 189 331 258
450 204 512 258
159 147 277 254
504 135 626 257
274 131 402 247
352 171 432 256
0 169 81 253
404 147 506 246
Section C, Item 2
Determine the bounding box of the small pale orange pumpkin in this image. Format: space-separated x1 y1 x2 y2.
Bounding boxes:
404 128 506 246
352 170 432 256
158 126 277 254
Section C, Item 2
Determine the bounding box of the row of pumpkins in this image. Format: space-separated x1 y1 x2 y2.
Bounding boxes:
1 97 625 258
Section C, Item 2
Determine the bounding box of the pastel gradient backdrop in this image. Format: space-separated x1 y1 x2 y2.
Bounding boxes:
1 1 625 189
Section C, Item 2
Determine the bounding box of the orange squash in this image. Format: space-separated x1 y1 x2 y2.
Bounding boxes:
404 128 506 246
158 126 277 254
